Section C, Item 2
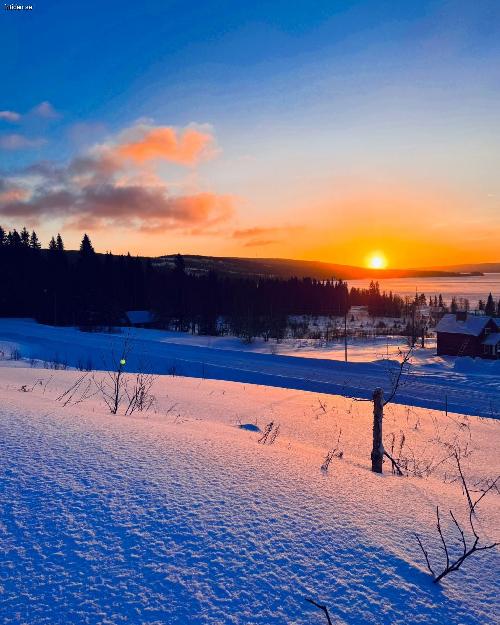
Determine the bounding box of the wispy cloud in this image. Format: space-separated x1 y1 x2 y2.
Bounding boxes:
31 101 60 119
233 227 282 239
0 101 60 124
0 110 21 123
0 134 46 150
233 225 301 248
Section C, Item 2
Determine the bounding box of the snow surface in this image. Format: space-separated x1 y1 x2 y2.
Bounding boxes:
0 365 498 624
0 319 499 419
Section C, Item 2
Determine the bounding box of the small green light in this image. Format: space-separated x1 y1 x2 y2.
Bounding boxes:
120 359 126 366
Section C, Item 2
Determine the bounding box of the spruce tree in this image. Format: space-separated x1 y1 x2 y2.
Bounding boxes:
30 230 41 250
79 233 95 258
485 292 495 316
20 227 30 247
8 229 21 247
56 233 64 251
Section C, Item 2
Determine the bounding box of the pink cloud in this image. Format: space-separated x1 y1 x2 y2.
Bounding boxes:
114 125 215 165
0 181 29 204
0 120 230 234
0 179 234 233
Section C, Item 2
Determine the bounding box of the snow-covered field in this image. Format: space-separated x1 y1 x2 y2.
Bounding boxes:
0 319 499 418
0 364 498 624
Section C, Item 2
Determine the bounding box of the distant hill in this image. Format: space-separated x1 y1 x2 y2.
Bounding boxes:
58 250 493 280
428 263 500 273
154 254 482 280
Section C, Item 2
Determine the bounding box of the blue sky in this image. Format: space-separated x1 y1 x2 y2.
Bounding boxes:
1 0 499 266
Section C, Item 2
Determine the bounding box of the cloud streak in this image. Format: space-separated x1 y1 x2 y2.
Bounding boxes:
0 134 46 150
243 239 280 247
233 225 301 248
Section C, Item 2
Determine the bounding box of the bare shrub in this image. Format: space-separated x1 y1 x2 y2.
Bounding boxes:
124 371 157 415
258 421 280 445
383 409 475 480
168 362 178 376
56 373 98 407
415 453 499 583
60 339 157 416
93 341 132 414
268 424 280 445
19 379 43 393
370 348 421 475
9 348 22 361
321 427 343 472
76 356 93 372
43 353 69 370
269 342 279 355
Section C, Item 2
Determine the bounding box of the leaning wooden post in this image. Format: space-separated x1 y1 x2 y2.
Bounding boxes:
371 387 384 473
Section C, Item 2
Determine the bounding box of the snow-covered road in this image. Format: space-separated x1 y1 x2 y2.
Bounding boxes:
0 319 499 418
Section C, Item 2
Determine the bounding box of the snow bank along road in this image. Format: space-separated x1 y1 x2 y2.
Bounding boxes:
0 319 499 419
0 366 498 624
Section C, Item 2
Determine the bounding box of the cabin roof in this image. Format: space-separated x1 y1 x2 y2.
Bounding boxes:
125 310 155 325
482 332 500 346
435 313 492 336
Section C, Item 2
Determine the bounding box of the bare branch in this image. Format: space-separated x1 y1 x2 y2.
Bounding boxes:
305 597 333 625
384 347 413 406
414 458 499 583
414 533 435 578
383 450 404 476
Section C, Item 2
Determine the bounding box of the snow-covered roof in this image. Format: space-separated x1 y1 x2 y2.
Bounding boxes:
482 332 500 346
435 313 493 336
125 310 155 325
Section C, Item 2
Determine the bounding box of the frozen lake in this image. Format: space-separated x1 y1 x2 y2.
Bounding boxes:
348 273 500 307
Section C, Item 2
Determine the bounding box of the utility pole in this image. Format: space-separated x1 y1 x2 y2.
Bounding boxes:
344 284 348 362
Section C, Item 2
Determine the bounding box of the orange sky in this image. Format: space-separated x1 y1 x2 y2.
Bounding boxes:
2 2 500 268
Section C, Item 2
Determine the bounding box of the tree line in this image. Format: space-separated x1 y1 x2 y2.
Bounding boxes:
1 227 497 339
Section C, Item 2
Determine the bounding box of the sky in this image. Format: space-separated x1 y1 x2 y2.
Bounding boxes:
1 0 499 268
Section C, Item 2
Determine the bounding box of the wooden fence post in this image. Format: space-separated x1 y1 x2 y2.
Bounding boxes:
371 387 384 473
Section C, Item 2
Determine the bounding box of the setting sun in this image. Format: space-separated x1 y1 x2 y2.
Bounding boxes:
367 253 388 269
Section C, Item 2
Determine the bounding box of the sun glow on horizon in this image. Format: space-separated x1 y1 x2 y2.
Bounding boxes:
367 252 388 270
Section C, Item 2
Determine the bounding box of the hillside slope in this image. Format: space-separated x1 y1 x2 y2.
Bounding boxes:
0 366 498 624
